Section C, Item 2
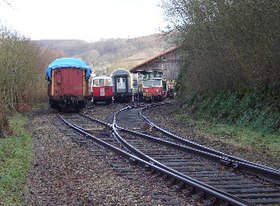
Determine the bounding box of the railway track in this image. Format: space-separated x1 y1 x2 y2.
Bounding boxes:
58 111 193 205
58 103 280 205
139 105 280 181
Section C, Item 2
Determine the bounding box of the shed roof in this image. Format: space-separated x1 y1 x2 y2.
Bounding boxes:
130 47 178 73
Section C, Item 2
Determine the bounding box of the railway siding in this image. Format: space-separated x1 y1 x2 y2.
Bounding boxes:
23 102 280 205
24 105 194 205
114 104 280 205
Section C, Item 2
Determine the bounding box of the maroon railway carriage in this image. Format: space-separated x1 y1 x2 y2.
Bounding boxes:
46 58 91 111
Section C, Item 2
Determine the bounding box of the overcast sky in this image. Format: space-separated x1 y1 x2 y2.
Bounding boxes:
0 0 166 42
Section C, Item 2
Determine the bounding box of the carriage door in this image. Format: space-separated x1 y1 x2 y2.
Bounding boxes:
99 79 106 96
116 76 128 93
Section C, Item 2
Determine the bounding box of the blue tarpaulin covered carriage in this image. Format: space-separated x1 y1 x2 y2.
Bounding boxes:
46 58 91 81
46 58 92 111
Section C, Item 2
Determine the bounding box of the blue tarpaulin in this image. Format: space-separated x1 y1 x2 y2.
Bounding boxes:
46 58 91 80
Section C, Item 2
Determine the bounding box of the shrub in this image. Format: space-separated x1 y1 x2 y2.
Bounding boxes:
0 104 11 138
181 89 280 134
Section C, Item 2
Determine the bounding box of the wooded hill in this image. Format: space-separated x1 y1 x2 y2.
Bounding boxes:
35 34 171 74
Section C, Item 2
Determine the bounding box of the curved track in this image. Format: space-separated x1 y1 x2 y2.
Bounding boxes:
114 105 280 205
58 103 280 205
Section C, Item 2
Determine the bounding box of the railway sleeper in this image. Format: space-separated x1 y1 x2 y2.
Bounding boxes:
193 191 205 201
181 186 195 197
247 198 280 205
203 197 218 206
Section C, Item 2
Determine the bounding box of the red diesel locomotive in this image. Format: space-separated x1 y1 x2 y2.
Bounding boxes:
142 77 165 102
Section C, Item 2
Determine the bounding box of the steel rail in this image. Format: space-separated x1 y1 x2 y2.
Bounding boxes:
140 105 280 183
112 124 253 206
58 113 251 206
113 105 280 205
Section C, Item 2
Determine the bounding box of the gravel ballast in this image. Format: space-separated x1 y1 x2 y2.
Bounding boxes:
24 108 194 206
24 102 279 205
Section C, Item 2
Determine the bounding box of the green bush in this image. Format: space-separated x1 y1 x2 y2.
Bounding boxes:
183 89 280 134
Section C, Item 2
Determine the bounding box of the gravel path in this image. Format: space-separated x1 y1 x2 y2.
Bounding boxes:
24 106 195 206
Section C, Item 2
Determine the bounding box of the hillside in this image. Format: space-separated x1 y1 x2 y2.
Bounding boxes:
35 34 171 74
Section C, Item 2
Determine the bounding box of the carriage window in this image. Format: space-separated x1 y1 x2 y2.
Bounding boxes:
99 79 105 86
153 80 161 86
93 80 97 86
117 79 120 83
105 79 111 86
142 80 161 87
133 80 138 87
142 80 153 87
123 78 126 83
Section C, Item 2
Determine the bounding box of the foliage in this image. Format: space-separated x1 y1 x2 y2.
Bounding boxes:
0 114 33 205
162 0 280 93
162 0 280 135
181 89 280 134
0 24 61 133
177 114 280 158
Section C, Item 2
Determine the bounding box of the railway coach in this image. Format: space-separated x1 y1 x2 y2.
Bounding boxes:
111 68 133 102
90 75 113 104
46 57 92 111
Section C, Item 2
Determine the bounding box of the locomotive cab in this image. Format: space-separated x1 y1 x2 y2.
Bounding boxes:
142 78 164 102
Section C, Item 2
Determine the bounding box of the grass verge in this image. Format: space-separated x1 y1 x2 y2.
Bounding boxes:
177 114 280 158
0 114 33 205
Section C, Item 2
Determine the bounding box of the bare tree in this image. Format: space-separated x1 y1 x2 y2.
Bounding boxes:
162 0 280 95
0 24 61 136
1 0 12 7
